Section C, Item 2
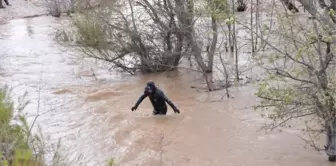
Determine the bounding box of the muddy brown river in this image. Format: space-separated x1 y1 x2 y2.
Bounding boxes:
0 16 333 166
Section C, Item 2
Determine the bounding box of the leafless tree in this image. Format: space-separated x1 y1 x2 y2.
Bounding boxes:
253 0 336 161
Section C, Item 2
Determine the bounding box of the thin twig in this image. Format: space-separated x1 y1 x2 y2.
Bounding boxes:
28 65 44 140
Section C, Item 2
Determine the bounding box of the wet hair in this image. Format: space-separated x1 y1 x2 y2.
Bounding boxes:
145 81 156 94
146 81 156 90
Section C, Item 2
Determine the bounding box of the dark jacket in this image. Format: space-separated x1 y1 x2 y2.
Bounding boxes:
134 81 177 111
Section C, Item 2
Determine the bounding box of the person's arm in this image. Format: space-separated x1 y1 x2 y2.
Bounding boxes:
159 91 180 113
132 93 147 111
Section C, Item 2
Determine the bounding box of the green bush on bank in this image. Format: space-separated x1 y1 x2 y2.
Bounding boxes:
0 85 117 166
0 86 43 166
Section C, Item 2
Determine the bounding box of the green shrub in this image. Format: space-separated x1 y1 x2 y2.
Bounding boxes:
0 85 117 166
0 86 40 166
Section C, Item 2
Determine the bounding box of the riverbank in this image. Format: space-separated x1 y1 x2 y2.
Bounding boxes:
0 0 47 23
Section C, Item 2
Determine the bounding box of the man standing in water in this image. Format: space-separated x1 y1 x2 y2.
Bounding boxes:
131 81 180 115
0 0 11 9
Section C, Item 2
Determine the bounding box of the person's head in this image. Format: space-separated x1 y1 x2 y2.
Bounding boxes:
144 81 156 95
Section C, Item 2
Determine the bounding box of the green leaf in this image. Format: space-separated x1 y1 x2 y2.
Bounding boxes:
268 55 275 63
328 9 335 16
13 149 33 166
296 48 303 59
3 160 8 166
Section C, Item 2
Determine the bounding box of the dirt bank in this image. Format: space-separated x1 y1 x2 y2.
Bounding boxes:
0 0 47 23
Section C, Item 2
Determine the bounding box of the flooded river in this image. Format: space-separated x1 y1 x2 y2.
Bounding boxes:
0 16 333 166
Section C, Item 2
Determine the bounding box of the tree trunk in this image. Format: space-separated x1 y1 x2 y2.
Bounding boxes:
326 121 336 160
207 15 218 73
296 0 335 29
251 0 255 53
192 40 209 72
173 33 184 66
175 0 208 72
255 0 259 50
232 0 239 81
174 0 213 90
